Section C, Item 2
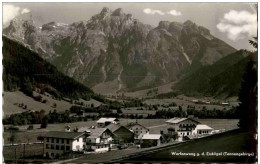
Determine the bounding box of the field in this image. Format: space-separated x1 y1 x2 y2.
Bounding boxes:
3 91 102 116
123 130 256 163
3 143 43 160
144 96 238 111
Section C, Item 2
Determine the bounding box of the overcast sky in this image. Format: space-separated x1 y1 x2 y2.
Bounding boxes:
3 2 257 50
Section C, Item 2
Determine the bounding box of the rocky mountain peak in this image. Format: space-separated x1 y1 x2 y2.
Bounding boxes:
158 21 171 30
112 8 124 16
183 20 195 26
100 7 111 16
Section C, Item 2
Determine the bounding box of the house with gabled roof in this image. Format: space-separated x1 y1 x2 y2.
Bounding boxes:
166 117 214 141
42 131 86 158
126 122 149 139
106 124 135 144
78 127 115 152
166 117 200 137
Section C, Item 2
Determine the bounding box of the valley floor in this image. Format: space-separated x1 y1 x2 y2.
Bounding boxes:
3 119 238 145
3 118 242 163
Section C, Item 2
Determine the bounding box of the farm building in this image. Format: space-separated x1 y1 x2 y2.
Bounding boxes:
42 131 85 158
96 117 119 128
106 124 135 144
141 134 162 148
126 122 149 139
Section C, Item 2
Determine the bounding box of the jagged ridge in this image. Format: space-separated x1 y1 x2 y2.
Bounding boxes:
3 7 237 93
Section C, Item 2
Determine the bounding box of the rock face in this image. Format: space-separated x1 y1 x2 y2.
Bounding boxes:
3 7 236 93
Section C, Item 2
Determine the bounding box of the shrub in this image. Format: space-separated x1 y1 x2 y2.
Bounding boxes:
40 120 48 129
27 124 34 130
34 95 42 102
8 126 19 131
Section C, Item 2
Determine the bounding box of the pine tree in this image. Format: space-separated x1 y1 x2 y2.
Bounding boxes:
237 53 257 132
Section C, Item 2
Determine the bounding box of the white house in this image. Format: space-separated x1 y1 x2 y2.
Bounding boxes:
166 117 200 136
192 124 213 135
96 118 119 128
78 127 114 152
42 131 85 158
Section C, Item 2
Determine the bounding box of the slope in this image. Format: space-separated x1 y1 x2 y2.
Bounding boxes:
174 50 253 98
3 36 93 99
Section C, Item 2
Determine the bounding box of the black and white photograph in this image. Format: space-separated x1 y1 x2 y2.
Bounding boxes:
2 2 258 163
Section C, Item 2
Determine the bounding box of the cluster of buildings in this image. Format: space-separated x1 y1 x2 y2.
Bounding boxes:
41 117 214 158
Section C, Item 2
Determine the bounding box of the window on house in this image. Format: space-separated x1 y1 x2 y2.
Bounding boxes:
51 144 54 149
46 144 49 149
66 146 70 151
51 138 54 143
67 139 69 144
61 145 65 150
46 138 49 142
77 138 79 142
62 139 64 143
56 145 59 150
56 138 59 143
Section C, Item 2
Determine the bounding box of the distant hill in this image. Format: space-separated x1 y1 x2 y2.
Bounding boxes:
174 50 254 98
3 36 93 99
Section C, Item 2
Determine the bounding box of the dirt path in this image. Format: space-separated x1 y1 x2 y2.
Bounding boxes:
116 67 124 93
148 124 167 129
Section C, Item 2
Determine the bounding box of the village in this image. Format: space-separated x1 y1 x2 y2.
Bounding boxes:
40 116 217 158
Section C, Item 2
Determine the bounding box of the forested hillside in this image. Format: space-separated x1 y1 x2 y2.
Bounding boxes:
174 50 255 98
3 36 93 99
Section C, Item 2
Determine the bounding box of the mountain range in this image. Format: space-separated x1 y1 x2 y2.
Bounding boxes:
3 7 243 95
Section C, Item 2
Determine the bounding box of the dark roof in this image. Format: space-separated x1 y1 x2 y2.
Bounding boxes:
106 124 134 134
42 131 85 139
126 122 149 130
78 127 114 139
105 124 121 132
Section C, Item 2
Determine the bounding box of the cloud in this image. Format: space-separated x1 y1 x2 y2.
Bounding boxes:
3 4 31 26
3 4 20 25
143 8 182 17
217 10 257 41
21 8 30 14
143 8 165 15
167 10 182 16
